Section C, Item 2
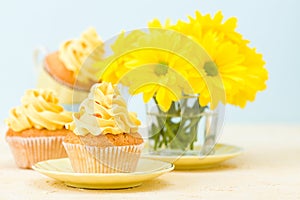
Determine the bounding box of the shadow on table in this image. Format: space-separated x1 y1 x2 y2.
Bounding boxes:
173 161 240 173
32 177 172 193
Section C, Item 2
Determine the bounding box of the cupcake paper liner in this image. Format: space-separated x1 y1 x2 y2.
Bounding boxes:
6 136 67 169
63 142 144 173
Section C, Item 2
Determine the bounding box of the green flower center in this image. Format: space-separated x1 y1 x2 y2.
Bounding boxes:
154 62 169 76
204 61 219 77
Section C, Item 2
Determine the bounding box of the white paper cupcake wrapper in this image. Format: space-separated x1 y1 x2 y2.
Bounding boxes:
6 136 67 169
63 143 144 173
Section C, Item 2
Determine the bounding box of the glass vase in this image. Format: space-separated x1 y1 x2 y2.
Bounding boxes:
146 95 224 156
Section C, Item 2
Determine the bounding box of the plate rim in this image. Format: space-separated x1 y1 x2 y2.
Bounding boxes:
32 157 175 177
141 143 243 159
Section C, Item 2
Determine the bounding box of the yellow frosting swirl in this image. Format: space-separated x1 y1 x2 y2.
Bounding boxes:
5 89 73 132
58 27 104 84
70 82 141 136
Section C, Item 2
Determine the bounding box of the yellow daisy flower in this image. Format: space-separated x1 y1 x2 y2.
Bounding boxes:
149 10 268 108
97 10 268 111
95 30 146 83
98 29 206 111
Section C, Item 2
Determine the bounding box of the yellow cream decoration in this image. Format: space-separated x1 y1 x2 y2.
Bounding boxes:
71 82 141 136
59 27 104 84
5 89 73 132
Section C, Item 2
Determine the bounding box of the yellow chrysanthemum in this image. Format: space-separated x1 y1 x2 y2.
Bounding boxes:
98 29 205 111
95 30 146 83
121 50 195 111
97 10 268 111
149 11 268 108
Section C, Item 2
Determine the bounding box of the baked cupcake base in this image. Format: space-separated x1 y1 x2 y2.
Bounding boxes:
6 136 67 169
63 132 144 173
37 52 90 107
6 128 70 169
63 143 144 173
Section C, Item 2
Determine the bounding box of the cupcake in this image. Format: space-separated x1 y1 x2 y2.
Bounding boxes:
63 82 144 173
5 89 73 169
36 27 104 110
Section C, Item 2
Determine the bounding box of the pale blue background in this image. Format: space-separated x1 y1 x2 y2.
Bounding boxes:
0 0 299 124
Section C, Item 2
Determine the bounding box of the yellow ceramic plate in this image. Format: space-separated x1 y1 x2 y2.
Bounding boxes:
32 158 174 189
142 144 242 170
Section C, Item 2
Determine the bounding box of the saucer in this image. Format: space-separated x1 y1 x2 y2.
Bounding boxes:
142 144 242 170
32 158 174 189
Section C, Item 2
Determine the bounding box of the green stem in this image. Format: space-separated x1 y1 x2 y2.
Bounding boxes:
150 96 207 152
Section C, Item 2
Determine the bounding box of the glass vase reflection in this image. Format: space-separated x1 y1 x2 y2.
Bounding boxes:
146 95 224 156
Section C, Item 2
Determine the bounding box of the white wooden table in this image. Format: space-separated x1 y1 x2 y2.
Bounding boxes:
1 124 299 199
